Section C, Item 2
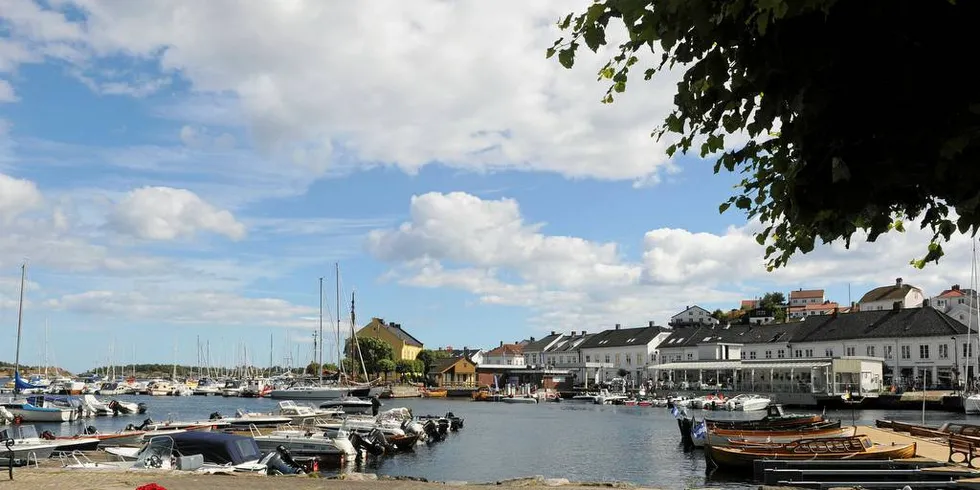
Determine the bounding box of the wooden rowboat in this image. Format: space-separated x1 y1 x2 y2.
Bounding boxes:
707 425 857 447
706 414 825 430
705 436 917 472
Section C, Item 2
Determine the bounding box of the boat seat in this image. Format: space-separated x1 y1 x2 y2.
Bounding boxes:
948 435 980 468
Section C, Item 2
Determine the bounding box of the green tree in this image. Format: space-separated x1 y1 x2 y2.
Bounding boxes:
377 358 397 382
710 309 727 321
760 292 787 323
416 349 450 376
305 362 320 376
549 1 978 269
344 337 395 377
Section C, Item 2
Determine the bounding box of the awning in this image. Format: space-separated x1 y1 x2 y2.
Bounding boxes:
649 360 831 370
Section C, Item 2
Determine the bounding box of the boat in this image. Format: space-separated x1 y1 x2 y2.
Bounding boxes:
966 394 980 414
705 405 825 430
501 395 538 404
268 381 371 400
165 431 268 472
80 394 113 416
209 408 292 428
220 380 244 397
875 419 980 438
319 396 374 414
106 399 146 415
706 425 858 447
17 424 101 452
0 426 60 460
1 395 77 423
421 388 448 398
251 424 357 458
193 378 223 396
95 382 126 396
147 381 174 396
705 436 917 471
277 400 342 421
80 433 281 474
724 394 772 411
571 392 600 403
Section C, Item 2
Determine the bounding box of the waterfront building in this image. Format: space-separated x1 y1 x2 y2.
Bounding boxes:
858 277 925 311
669 306 719 327
356 317 424 361
522 332 566 368
446 347 485 365
483 342 525 366
932 284 979 329
427 357 477 388
653 304 977 401
577 323 671 385
787 288 840 319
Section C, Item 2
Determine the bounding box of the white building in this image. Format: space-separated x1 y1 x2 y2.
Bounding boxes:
483 342 525 366
669 305 719 327
447 347 485 365
578 323 671 383
858 277 925 311
932 285 979 329
522 332 565 368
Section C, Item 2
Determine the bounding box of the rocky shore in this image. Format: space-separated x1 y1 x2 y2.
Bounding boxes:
0 469 663 490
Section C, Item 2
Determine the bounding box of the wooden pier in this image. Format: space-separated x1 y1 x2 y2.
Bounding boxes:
859 425 953 462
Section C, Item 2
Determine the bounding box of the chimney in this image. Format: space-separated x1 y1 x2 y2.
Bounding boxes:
896 277 903 287
615 323 621 330
581 330 587 335
892 301 902 311
570 331 576 336
953 284 961 291
832 307 839 318
923 298 931 308
499 341 503 347
648 321 655 327
551 331 557 336
463 347 470 358
529 337 535 342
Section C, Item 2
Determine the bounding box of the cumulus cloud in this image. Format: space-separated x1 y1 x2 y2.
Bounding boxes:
0 80 17 102
3 1 682 183
0 172 43 222
369 192 980 330
110 186 246 241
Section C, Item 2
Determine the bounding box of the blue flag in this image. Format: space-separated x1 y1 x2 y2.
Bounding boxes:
670 405 680 418
692 419 707 440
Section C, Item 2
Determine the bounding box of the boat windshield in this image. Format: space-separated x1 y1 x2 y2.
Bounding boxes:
134 436 175 469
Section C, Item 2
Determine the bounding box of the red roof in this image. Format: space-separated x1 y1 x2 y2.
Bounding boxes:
790 289 824 300
938 289 966 298
487 344 523 356
740 299 759 309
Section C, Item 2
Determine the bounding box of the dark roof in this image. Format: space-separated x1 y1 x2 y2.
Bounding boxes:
792 307 971 342
523 333 563 352
428 357 471 374
548 334 593 353
578 326 669 349
859 284 918 304
448 348 482 359
362 318 423 347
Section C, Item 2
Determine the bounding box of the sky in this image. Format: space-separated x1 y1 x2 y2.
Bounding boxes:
0 1 977 373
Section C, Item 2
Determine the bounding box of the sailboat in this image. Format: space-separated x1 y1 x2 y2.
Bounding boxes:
1 263 76 422
964 238 980 414
269 264 371 400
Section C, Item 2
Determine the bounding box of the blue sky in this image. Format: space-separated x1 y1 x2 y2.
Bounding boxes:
0 1 974 372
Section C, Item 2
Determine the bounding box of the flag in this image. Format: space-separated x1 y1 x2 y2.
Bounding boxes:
670 405 681 418
692 419 707 441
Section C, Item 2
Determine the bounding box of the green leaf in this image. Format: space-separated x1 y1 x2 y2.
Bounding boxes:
583 26 605 52
558 47 576 69
719 202 732 213
613 81 626 93
756 14 769 35
546 47 556 59
599 67 615 79
735 196 751 209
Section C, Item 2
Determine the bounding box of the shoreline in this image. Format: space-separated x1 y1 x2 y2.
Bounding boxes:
0 469 660 490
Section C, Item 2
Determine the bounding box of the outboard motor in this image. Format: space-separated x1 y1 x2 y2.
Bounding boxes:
136 418 154 431
137 402 148 415
446 412 463 431
84 425 98 435
349 431 386 456
209 411 223 421
437 418 450 435
107 400 120 415
260 445 306 475
124 423 137 432
422 420 442 441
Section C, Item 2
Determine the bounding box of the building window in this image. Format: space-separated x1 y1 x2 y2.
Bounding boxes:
919 345 930 359
750 351 757 360
901 345 911 359
805 349 813 357
626 354 632 365
507 359 512 365
765 350 772 359
846 346 855 356
585 355 591 362
866 345 875 357
650 353 656 363
777 349 785 359
686 353 693 360
615 354 621 364
884 345 893 359
560 356 565 364
825 348 834 357
741 351 746 359
965 343 974 359
605 355 610 363
939 344 949 359
794 349 802 358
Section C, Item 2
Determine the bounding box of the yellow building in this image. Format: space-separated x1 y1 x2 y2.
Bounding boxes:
356 317 424 361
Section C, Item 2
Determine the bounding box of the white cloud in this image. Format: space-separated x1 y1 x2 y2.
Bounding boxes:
0 172 43 222
110 186 246 241
4 1 683 183
0 80 17 102
369 192 980 330
45 289 316 328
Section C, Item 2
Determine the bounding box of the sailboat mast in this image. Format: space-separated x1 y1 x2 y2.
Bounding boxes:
318 276 324 385
352 290 368 381
336 262 344 378
13 262 26 395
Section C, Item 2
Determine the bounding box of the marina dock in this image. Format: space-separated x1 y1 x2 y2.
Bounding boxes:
859 425 953 462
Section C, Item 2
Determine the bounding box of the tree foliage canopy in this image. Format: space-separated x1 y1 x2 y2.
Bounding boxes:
346 337 395 375
549 0 979 269
416 349 450 375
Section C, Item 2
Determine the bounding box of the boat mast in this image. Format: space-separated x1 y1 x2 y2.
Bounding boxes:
13 262 26 395
336 262 344 380
318 276 324 385
351 290 368 381
43 318 49 378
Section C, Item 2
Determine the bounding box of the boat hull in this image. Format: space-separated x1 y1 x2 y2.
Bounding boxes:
5 406 74 423
501 397 538 404
268 386 370 400
705 442 917 472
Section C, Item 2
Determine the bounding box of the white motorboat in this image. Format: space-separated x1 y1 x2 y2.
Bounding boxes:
595 392 629 405
95 382 126 396
501 395 538 404
251 425 357 457
148 381 174 396
106 399 145 415
277 400 342 421
220 380 244 397
725 394 772 411
81 394 113 416
210 408 292 427
72 434 269 474
319 396 374 414
570 393 600 403
193 378 223 396
268 381 371 400
1 396 76 422
7 424 100 453
965 394 980 414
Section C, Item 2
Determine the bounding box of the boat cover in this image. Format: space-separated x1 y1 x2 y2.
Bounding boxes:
14 371 40 390
169 431 261 465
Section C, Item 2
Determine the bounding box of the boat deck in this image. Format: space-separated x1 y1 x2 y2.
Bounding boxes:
859 425 952 462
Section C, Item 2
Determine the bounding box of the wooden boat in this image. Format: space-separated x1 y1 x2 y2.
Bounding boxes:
707 425 858 447
875 419 980 438
388 433 421 451
706 414 825 430
422 388 448 398
705 436 917 472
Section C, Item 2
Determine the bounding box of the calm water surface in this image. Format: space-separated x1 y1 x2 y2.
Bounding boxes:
18 395 978 489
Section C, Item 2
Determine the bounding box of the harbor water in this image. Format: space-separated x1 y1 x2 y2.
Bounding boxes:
9 395 976 489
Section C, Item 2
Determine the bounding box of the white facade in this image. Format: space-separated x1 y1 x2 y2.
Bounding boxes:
484 346 525 366
670 305 719 326
789 289 825 307
580 331 671 380
859 278 925 311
